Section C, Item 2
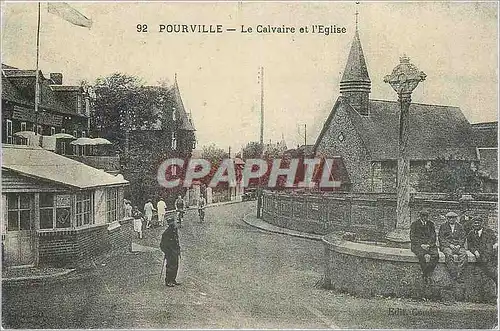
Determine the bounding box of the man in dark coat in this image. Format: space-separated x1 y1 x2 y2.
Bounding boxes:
410 210 439 283
438 211 468 282
467 217 498 284
160 217 181 287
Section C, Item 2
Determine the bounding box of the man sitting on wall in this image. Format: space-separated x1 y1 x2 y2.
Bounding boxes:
438 211 468 282
410 210 439 284
467 217 498 285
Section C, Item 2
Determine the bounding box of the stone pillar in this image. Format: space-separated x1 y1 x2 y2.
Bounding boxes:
384 55 426 246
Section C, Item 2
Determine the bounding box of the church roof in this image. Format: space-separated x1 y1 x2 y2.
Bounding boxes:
340 29 371 84
315 97 478 161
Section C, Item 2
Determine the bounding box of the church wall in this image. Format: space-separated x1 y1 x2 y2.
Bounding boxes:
316 100 372 192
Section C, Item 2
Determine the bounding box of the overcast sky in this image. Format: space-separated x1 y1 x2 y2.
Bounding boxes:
2 2 498 153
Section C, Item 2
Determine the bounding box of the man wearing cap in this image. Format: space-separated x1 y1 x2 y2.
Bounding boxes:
410 210 439 283
438 211 468 282
467 217 498 284
160 218 181 287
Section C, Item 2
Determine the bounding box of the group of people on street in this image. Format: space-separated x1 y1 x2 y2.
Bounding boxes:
410 210 498 290
126 194 208 288
125 196 185 239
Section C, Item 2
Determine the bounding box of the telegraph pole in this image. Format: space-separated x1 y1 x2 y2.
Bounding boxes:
304 124 307 146
257 66 264 218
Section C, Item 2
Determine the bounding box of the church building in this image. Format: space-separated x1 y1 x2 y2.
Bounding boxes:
313 27 491 194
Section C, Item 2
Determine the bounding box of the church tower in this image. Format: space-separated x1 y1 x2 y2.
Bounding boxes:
340 19 371 116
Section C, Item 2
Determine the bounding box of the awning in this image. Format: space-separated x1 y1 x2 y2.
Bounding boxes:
13 131 37 139
2 145 129 189
70 137 97 146
92 138 112 145
52 133 76 139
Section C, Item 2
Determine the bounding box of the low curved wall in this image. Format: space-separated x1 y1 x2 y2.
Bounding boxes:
323 233 496 302
262 191 497 239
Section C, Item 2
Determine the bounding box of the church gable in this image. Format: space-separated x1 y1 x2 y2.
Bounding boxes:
315 97 372 191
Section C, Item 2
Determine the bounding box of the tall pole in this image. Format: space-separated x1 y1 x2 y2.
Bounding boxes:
260 66 264 145
396 92 411 233
384 55 426 246
257 66 264 218
304 124 307 146
34 2 41 139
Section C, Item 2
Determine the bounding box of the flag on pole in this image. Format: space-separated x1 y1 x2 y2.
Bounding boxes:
47 2 92 28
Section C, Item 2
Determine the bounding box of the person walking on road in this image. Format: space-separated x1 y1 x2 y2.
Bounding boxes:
157 197 167 227
175 195 186 227
160 217 181 287
197 195 207 223
144 199 155 229
132 205 144 239
124 199 133 218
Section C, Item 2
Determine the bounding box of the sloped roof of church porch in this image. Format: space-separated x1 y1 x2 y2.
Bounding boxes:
314 97 478 161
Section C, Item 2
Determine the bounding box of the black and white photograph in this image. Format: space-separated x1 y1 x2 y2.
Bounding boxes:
1 1 498 329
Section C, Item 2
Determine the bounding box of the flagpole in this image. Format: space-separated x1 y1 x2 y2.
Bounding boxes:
34 2 41 138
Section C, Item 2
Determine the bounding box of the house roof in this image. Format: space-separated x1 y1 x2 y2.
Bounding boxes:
2 66 87 117
171 78 196 131
2 145 128 189
2 64 18 70
472 122 498 148
1 73 28 106
315 97 478 161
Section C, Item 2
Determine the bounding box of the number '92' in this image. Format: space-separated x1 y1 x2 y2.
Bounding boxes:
137 24 148 32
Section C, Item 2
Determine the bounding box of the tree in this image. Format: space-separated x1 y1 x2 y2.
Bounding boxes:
92 73 174 151
242 141 263 160
200 144 229 189
201 144 229 165
421 158 481 195
263 143 286 159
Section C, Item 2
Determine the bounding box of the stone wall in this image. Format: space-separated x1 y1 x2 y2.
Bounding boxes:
262 191 497 240
323 233 496 302
38 217 134 267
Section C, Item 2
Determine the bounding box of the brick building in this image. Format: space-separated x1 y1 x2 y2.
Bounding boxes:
2 64 91 143
314 29 492 194
2 145 130 267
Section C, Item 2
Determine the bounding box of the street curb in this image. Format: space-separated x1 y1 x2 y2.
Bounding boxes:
2 268 75 283
166 200 246 215
242 213 323 241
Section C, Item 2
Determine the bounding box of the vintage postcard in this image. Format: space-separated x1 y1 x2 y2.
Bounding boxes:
1 1 498 329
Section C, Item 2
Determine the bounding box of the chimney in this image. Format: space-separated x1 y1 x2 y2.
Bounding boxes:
50 73 63 85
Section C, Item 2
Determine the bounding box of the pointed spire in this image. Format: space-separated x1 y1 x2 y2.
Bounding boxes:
339 9 371 116
340 30 370 84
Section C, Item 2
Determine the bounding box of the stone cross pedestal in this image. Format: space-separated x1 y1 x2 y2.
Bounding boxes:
384 55 426 246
